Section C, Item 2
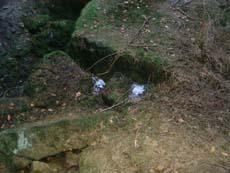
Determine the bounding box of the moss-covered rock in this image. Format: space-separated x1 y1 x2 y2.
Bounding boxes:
70 0 171 83
24 51 91 107
31 20 75 56
0 111 114 171
0 131 18 167
23 14 51 34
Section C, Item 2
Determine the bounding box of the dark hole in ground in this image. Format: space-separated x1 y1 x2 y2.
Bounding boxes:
45 0 91 19
70 45 170 84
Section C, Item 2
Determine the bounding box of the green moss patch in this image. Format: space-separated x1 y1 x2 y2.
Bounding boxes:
23 14 51 34
30 20 75 56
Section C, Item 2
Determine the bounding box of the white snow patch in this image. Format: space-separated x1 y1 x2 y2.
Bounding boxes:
130 84 145 98
13 131 32 154
92 76 106 95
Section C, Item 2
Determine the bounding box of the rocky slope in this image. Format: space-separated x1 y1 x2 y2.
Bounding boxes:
0 0 229 172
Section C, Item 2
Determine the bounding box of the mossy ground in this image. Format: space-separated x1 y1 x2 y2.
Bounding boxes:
0 0 230 172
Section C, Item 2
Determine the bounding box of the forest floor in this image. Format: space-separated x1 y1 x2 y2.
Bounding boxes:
0 0 229 173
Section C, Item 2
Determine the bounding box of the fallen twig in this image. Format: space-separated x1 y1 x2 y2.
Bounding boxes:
86 52 119 72
99 16 152 75
128 44 157 48
183 0 193 6
128 16 152 45
202 161 230 171
87 16 152 75
99 99 129 112
134 122 144 148
97 54 121 76
174 7 196 20
1 86 24 98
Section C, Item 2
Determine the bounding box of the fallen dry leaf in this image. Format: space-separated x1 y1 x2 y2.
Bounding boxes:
210 146 216 153
178 118 185 123
48 108 53 112
221 152 229 157
75 92 81 98
155 164 165 172
7 115 11 121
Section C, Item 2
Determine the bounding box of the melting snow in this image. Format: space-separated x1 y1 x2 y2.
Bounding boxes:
92 76 106 95
130 84 145 98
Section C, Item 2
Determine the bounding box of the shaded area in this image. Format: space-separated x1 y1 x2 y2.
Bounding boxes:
0 0 92 130
44 0 90 19
0 0 9 9
0 0 89 98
